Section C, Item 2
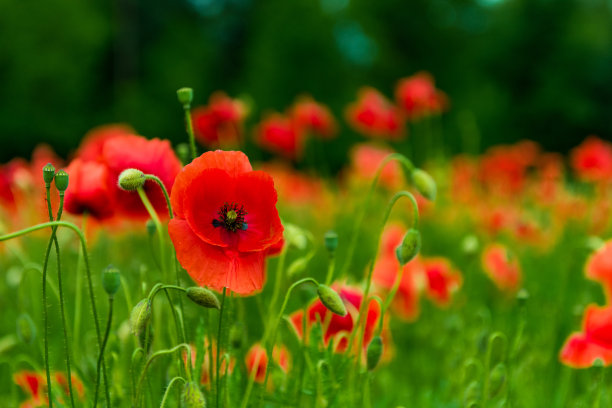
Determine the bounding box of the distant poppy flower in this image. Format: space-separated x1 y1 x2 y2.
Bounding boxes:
102 134 182 218
14 371 46 408
54 372 85 400
290 96 337 139
64 158 116 220
570 136 612 182
245 343 290 383
183 341 235 385
346 87 405 140
395 72 448 120
479 141 539 196
585 240 612 299
255 113 304 160
289 285 382 354
259 162 329 208
192 92 246 148
560 305 612 368
348 143 404 190
168 150 284 295
421 257 462 307
76 124 136 162
481 244 522 292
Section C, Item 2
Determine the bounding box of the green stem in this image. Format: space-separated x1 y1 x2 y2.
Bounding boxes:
268 248 288 326
376 264 404 336
94 296 114 408
325 252 336 286
137 187 167 278
144 174 174 219
160 377 187 408
216 287 227 408
72 213 87 360
339 153 415 279
182 104 197 161
42 186 55 408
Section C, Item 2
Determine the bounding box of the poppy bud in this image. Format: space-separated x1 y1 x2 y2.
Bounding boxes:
176 143 191 165
516 288 529 306
182 381 206 408
102 265 121 296
186 287 220 310
146 219 156 237
366 336 383 371
411 168 436 201
42 163 55 186
177 87 194 108
317 284 347 316
488 363 506 398
118 168 146 191
229 322 245 350
395 229 421 266
16 313 36 345
324 230 338 253
461 234 479 255
130 299 152 337
585 236 605 252
54 169 69 193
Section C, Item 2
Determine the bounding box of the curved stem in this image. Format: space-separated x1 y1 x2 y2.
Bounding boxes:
159 377 187 408
94 296 114 408
137 187 167 277
376 264 404 336
339 153 415 279
144 174 173 219
216 287 227 408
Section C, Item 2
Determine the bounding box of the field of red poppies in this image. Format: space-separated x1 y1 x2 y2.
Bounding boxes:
1 74 612 407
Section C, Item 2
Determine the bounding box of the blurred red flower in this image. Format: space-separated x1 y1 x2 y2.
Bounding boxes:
255 113 304 160
570 136 612 182
346 87 405 140
76 124 135 162
421 257 462 307
168 150 283 295
395 72 448 120
63 158 116 220
481 244 522 292
560 305 612 368
290 96 337 139
192 92 246 148
348 143 403 190
14 371 46 408
585 240 612 300
245 343 290 383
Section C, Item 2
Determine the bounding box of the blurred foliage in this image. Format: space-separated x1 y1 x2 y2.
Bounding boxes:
0 0 611 163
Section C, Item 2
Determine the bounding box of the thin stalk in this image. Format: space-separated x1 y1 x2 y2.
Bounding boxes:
42 185 55 407
72 213 87 359
160 377 187 408
94 296 114 408
216 287 227 408
182 103 197 160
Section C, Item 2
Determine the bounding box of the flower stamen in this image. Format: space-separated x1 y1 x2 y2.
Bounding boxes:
213 202 248 232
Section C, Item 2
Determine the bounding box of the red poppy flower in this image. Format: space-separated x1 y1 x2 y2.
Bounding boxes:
372 224 422 321
346 87 405 140
585 240 612 299
76 124 136 162
245 343 290 383
421 257 462 307
290 96 337 139
192 92 245 148
348 143 404 190
481 244 522 292
289 285 383 354
102 134 182 218
560 305 612 368
479 141 539 197
570 136 612 182
14 371 46 408
255 113 304 160
168 150 283 295
395 72 448 120
63 158 116 220
183 341 235 385
259 162 329 208
54 372 85 400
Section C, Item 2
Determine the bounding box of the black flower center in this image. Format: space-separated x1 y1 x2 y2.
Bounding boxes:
212 202 248 232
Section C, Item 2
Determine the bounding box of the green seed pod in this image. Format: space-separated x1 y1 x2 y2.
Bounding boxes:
516 288 529 306
130 299 152 337
118 168 145 191
317 284 347 316
177 87 194 107
229 322 245 350
186 287 220 310
42 163 55 185
324 230 338 253
54 169 69 193
461 234 479 255
488 363 507 398
102 265 121 296
16 313 36 345
182 381 206 408
366 336 384 371
395 229 421 266
411 168 437 201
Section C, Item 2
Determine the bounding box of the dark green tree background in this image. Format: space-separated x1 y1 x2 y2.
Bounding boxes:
0 0 610 163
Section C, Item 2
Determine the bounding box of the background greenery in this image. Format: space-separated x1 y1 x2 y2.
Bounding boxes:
1 0 611 163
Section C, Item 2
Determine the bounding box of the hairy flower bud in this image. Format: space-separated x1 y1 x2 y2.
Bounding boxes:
395 229 421 266
186 287 220 310
177 87 194 107
54 169 69 193
366 336 383 370
130 299 152 337
16 313 36 345
118 168 146 191
411 168 437 201
182 382 206 408
102 265 121 296
42 163 55 186
317 284 347 316
324 230 338 253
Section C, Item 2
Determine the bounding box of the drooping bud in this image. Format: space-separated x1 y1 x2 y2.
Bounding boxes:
146 219 156 237
229 322 245 350
16 313 36 345
177 87 194 108
130 299 152 337
395 228 421 266
186 287 220 310
54 169 69 193
176 143 191 165
42 163 55 186
317 284 347 316
118 168 146 191
411 168 437 201
324 230 338 253
102 265 121 296
366 336 383 370
182 381 206 408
